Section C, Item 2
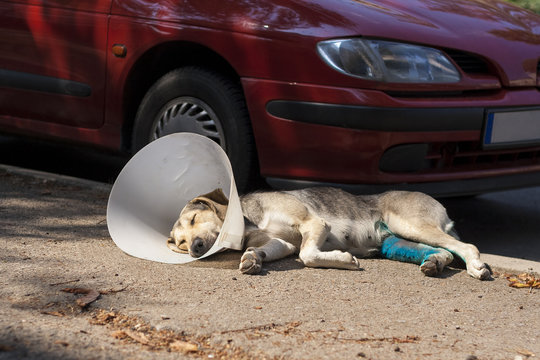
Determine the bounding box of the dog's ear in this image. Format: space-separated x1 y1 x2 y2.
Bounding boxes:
191 188 229 221
198 188 229 206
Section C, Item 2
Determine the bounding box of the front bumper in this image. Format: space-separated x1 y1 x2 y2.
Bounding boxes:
242 78 540 193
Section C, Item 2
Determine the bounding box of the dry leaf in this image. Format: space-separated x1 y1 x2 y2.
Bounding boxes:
91 311 117 325
40 311 65 317
123 329 150 345
505 273 540 290
61 288 101 308
169 340 198 353
76 290 100 308
111 330 128 340
517 349 536 357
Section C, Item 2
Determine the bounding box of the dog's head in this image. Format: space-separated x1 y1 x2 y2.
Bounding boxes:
167 188 229 257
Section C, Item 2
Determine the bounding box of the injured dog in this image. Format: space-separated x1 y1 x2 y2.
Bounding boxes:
167 187 491 280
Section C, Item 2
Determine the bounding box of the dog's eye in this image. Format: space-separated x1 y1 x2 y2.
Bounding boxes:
190 215 196 226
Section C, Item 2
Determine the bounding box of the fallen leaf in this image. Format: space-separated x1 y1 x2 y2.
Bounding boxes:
91 311 117 325
123 329 151 345
77 291 100 307
61 288 101 308
54 340 69 347
516 349 536 357
169 340 199 353
40 311 65 317
111 330 128 340
505 273 540 290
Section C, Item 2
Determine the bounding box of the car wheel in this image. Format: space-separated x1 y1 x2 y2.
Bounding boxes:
132 66 256 193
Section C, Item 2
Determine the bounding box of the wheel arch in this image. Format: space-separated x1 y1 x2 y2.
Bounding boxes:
120 41 244 152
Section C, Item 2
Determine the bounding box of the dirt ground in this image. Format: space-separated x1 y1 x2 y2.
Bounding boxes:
1 167 538 360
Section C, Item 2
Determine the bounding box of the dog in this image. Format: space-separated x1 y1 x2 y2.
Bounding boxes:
167 187 491 280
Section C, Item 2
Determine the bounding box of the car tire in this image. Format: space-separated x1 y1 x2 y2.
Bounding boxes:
132 66 257 193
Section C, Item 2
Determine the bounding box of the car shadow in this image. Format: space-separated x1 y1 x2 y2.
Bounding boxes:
441 187 540 262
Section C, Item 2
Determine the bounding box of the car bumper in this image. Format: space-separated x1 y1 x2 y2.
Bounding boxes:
242 78 540 192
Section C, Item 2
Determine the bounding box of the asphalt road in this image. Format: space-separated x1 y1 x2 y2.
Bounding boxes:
0 134 539 359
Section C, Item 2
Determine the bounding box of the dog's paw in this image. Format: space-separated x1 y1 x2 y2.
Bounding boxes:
420 259 439 277
343 254 361 270
239 250 262 275
467 259 492 280
420 252 451 277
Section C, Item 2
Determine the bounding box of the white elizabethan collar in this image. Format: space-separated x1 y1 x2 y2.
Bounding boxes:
106 133 244 264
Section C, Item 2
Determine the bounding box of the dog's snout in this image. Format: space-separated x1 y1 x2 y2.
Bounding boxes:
190 237 206 257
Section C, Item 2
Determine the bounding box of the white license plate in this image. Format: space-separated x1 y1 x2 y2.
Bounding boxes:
483 108 540 148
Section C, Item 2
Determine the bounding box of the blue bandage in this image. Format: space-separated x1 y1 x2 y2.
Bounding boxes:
381 236 442 265
377 221 445 265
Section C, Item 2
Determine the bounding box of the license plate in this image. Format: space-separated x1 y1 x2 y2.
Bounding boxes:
483 108 540 149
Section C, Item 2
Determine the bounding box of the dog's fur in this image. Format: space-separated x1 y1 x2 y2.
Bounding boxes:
167 187 490 279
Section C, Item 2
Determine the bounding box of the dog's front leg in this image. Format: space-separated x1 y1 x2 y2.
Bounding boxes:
298 217 360 270
239 231 297 274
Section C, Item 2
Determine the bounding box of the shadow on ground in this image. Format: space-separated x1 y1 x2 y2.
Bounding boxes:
442 188 540 262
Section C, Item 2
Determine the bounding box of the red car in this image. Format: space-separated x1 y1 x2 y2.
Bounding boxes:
1 0 540 195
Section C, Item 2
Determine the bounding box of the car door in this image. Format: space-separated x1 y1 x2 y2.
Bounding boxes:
0 0 111 129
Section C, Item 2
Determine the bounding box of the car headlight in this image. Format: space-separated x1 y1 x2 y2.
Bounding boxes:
317 38 461 83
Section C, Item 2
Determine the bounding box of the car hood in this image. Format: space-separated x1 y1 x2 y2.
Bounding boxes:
114 0 540 87
303 0 540 42
209 0 540 86
282 0 540 87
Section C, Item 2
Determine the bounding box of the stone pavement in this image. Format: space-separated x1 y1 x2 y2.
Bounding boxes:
1 164 538 360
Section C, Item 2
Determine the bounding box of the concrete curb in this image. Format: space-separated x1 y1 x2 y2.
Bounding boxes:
481 253 540 275
2 163 539 275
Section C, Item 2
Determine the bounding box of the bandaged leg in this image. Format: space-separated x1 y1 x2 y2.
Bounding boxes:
381 235 454 277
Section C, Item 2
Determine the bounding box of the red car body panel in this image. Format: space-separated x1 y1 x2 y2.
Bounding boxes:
110 0 538 90
243 79 540 184
0 0 110 128
1 0 540 191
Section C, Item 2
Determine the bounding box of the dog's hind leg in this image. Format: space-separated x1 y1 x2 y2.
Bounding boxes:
381 236 454 277
379 191 490 280
384 216 490 280
239 230 297 274
298 217 360 270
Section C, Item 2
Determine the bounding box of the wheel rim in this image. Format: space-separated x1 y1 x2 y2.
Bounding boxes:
150 97 226 149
